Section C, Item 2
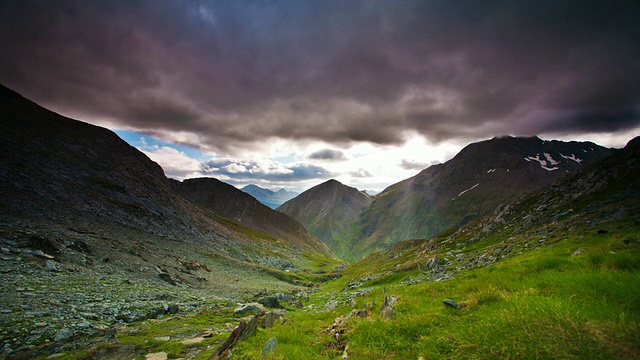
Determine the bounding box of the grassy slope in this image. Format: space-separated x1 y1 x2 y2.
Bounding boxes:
61 225 639 360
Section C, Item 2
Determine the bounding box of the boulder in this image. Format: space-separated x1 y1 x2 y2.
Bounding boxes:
234 303 266 315
261 337 278 359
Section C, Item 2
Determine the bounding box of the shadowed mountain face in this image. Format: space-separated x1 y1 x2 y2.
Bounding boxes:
0 84 336 293
241 184 298 209
277 179 373 262
171 178 334 258
344 136 612 259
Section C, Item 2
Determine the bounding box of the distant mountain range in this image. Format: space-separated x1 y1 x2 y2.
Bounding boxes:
282 136 612 260
277 180 373 262
241 184 298 209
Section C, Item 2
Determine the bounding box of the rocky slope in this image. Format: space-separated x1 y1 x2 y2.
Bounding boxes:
278 179 373 262
241 184 298 209
171 178 334 258
0 84 339 357
346 136 612 259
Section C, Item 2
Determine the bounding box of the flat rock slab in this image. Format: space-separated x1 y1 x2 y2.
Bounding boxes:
145 351 168 360
181 337 206 345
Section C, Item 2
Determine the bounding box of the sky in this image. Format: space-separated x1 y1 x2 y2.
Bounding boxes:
1 1 639 193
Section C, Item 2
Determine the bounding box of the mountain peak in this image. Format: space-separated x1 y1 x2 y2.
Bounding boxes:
278 179 373 262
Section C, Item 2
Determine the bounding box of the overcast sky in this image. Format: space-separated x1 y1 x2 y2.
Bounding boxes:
1 1 639 193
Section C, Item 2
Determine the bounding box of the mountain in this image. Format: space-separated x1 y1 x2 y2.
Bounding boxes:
241 184 298 209
353 134 640 277
346 136 612 259
171 178 333 258
277 179 373 262
0 84 340 356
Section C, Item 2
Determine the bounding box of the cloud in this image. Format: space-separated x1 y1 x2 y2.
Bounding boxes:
399 160 431 171
140 145 203 180
0 0 638 152
202 159 333 181
309 149 347 161
350 169 373 178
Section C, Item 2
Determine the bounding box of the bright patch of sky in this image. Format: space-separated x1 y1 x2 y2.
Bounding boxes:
113 129 461 193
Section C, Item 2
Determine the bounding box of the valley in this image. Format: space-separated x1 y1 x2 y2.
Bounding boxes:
0 85 638 359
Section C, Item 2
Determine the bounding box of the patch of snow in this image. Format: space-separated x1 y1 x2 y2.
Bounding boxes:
543 153 559 165
560 153 583 164
487 169 496 173
458 183 479 197
541 165 559 171
526 154 547 166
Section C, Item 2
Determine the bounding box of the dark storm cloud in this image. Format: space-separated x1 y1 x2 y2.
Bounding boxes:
400 160 432 171
202 159 333 182
308 149 347 161
1 0 638 150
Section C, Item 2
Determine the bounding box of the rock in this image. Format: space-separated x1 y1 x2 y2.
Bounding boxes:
274 292 296 303
325 300 339 311
234 303 266 315
443 299 459 309
154 336 171 342
145 352 168 360
260 311 283 329
166 304 179 314
157 273 176 286
210 316 258 360
258 296 283 309
54 327 73 342
291 299 304 308
181 337 205 345
44 260 58 271
261 337 278 359
424 257 441 270
571 248 585 257
380 294 395 319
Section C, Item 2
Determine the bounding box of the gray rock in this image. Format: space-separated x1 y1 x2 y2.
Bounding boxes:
157 273 176 286
443 299 459 309
54 327 73 342
44 260 58 272
234 303 266 315
261 337 278 359
258 296 283 309
325 300 339 311
260 311 283 329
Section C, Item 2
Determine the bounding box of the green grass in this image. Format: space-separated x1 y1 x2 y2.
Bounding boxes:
231 230 640 359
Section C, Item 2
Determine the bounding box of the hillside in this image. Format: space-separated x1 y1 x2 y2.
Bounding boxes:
241 184 298 209
278 179 374 262
172 178 334 258
346 136 611 259
0 85 340 358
